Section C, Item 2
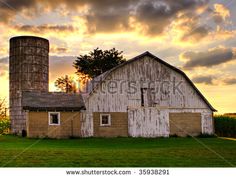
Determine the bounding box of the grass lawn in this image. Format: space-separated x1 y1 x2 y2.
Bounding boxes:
0 135 235 167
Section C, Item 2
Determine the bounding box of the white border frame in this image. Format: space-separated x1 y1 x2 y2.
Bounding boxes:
100 114 111 126
48 112 61 126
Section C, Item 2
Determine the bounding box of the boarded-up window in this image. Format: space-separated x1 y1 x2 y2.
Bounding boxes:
169 112 201 137
141 88 154 107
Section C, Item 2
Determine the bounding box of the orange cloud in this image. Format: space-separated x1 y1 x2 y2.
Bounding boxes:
213 3 230 23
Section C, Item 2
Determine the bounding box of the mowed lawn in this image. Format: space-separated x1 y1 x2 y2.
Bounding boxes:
0 135 235 167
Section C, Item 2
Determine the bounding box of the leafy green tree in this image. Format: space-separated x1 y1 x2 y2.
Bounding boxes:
0 98 9 135
54 75 77 93
73 48 125 79
0 98 7 119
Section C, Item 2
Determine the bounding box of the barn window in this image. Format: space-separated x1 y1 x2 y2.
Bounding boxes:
100 114 111 126
141 88 154 107
48 112 60 125
141 88 145 106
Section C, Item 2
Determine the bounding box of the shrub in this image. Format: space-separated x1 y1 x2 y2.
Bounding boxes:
214 115 236 138
0 117 10 135
197 133 217 138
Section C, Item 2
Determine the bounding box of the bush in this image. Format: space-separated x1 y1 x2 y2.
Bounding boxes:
197 133 217 138
214 115 236 138
0 118 10 135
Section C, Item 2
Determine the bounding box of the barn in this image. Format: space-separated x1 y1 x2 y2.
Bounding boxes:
83 51 216 137
9 36 216 138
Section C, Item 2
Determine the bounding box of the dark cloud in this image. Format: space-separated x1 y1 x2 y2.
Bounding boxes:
86 12 131 33
181 25 210 42
50 47 68 54
213 14 224 24
223 78 236 85
0 57 8 78
192 75 236 86
84 0 138 33
0 0 38 22
192 75 215 85
182 47 235 69
0 57 8 64
0 0 37 10
134 0 209 35
0 0 210 36
15 24 76 33
0 0 134 24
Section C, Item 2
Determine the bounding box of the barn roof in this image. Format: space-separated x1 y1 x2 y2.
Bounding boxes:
22 91 85 111
88 51 216 112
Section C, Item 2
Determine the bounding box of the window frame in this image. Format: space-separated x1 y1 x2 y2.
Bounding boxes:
100 114 111 126
48 112 61 126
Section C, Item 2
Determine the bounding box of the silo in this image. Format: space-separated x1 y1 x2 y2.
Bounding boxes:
9 36 49 135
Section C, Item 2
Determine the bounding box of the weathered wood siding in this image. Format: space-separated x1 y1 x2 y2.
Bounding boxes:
80 111 93 137
128 108 169 137
85 55 214 137
86 56 209 111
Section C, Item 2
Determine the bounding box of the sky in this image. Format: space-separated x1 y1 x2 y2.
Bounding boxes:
0 0 236 114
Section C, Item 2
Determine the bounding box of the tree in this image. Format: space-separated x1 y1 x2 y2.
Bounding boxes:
73 48 126 79
54 75 77 93
0 98 7 119
0 98 9 134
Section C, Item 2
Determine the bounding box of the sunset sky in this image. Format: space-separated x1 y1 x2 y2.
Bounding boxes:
0 0 236 113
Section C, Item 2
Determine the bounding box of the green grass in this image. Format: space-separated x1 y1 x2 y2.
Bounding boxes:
0 135 235 167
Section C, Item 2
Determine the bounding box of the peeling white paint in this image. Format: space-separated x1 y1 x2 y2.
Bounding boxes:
84 55 214 137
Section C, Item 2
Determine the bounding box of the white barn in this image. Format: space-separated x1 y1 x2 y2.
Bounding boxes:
81 51 216 137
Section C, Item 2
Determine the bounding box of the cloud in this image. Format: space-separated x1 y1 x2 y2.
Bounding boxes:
50 46 68 54
0 57 8 78
0 0 37 23
0 47 8 56
49 55 77 82
223 78 236 85
213 4 230 24
191 75 236 86
1 0 210 36
180 25 210 42
0 57 8 64
192 75 215 85
133 0 209 36
15 24 77 33
181 47 236 69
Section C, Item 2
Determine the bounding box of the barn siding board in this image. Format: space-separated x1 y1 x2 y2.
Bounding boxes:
80 112 93 137
85 54 214 137
128 108 169 137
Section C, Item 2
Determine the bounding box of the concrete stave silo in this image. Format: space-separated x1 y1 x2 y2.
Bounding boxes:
9 36 49 134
